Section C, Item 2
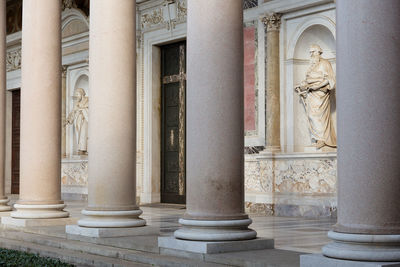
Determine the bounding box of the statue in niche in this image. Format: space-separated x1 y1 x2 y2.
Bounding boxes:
66 88 89 154
295 44 336 149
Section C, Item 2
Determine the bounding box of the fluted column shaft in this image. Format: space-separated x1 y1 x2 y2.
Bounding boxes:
0 0 11 211
174 0 256 241
12 0 68 218
323 0 400 261
263 13 281 151
78 0 145 228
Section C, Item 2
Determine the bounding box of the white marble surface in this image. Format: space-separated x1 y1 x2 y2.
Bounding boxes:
245 153 337 217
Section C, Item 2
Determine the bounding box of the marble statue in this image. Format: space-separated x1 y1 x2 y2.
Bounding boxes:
66 88 89 154
295 44 336 149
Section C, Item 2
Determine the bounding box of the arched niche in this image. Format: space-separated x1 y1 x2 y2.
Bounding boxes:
292 24 336 152
74 74 89 94
61 8 89 39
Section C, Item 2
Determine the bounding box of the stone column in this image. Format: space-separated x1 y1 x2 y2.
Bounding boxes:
323 0 400 261
61 66 67 158
174 0 256 241
77 0 145 228
0 0 11 212
262 13 281 152
11 0 68 219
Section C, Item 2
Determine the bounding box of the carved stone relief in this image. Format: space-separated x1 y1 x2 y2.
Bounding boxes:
6 49 21 72
140 0 187 31
261 13 282 32
61 160 88 186
243 0 258 10
176 0 187 20
245 155 337 217
141 8 164 29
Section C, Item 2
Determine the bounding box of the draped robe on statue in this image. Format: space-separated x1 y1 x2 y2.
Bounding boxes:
302 58 336 147
67 89 89 152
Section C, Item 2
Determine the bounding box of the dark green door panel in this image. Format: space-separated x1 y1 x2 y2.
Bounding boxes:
161 42 186 204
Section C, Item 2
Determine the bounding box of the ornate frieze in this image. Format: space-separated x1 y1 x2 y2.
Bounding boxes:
245 156 337 194
140 0 187 32
61 160 88 186
141 8 164 29
6 49 21 72
245 154 337 218
243 0 258 10
176 0 187 20
261 13 282 32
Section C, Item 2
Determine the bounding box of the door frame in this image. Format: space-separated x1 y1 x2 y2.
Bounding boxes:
140 22 186 204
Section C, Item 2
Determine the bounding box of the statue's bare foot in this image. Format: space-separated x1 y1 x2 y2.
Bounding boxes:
316 140 325 149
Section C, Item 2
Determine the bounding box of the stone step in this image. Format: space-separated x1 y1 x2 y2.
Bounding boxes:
0 229 227 267
0 237 150 267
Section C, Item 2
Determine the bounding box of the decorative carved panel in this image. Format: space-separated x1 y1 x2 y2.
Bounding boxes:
6 48 21 72
243 0 258 10
140 0 187 32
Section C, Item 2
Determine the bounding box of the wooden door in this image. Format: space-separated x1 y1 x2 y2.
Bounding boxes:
161 42 186 204
11 89 20 194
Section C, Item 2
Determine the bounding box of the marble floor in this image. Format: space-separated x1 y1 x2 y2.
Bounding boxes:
61 200 335 254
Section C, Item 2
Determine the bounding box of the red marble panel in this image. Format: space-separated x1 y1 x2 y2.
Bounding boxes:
244 26 256 132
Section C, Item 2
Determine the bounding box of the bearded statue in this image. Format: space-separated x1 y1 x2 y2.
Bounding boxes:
295 44 336 149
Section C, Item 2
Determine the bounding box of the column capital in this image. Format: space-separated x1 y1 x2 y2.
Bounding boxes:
261 13 282 32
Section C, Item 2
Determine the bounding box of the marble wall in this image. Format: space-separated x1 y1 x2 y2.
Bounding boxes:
245 153 337 217
61 158 88 200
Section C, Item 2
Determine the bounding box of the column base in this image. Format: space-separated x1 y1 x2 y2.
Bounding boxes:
159 236 273 254
301 254 400 267
77 209 146 228
322 231 400 262
174 218 257 241
2 216 77 227
66 224 158 238
0 198 12 212
11 203 69 219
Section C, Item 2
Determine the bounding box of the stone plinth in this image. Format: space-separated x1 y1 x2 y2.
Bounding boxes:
301 254 400 267
158 236 273 254
2 216 77 227
66 224 159 238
